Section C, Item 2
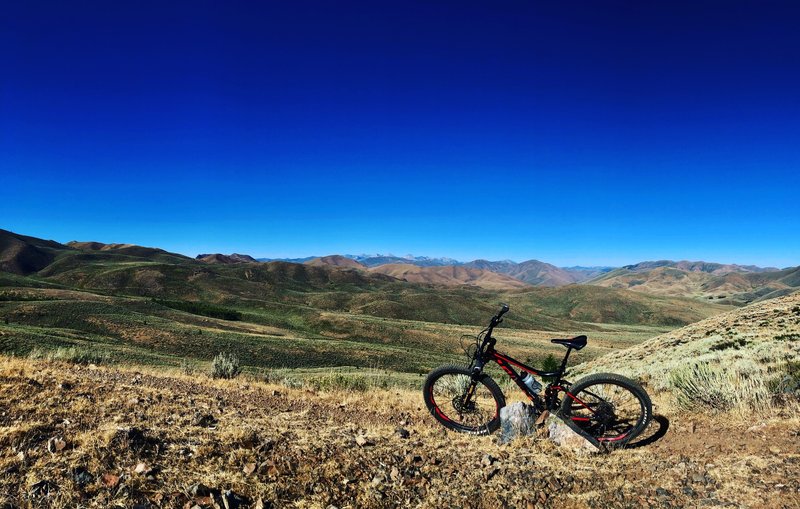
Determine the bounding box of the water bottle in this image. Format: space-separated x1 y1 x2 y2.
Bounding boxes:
520 372 542 395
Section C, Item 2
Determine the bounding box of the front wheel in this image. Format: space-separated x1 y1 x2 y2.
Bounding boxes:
423 365 506 435
560 373 652 445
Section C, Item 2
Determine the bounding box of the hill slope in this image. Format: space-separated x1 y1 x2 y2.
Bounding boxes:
369 263 531 290
196 253 258 264
588 261 799 304
305 255 367 270
576 292 800 391
0 229 71 275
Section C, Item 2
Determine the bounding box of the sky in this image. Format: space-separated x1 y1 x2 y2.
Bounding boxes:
2 1 799 267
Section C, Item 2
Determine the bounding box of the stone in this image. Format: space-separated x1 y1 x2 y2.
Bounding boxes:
47 437 66 454
499 402 537 444
193 413 218 428
546 415 600 454
395 428 410 439
355 435 374 447
72 467 94 487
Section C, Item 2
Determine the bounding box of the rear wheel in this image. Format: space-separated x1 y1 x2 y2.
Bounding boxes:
423 365 505 435
560 373 652 445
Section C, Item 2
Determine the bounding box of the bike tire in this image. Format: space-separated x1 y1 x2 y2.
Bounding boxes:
560 373 652 446
423 365 506 435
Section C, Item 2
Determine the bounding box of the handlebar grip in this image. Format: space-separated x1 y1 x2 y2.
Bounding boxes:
497 303 509 318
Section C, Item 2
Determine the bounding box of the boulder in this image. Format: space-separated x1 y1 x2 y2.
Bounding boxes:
499 402 537 444
546 414 600 454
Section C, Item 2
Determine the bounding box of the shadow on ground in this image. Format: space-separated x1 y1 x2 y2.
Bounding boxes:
626 414 669 449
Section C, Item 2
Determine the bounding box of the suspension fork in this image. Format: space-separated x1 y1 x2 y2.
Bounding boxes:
460 355 487 406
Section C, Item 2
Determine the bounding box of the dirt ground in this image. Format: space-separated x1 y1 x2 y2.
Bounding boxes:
0 358 798 509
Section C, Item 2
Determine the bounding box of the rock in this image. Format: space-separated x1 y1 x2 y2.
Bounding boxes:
485 465 500 480
221 490 248 509
395 428 410 439
190 483 213 497
499 402 537 444
72 467 94 487
193 413 218 428
47 437 66 454
101 473 120 488
546 415 600 454
656 487 671 498
355 435 374 447
481 454 496 467
242 462 257 475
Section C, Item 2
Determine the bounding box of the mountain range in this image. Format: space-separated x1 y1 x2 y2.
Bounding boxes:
2 228 797 305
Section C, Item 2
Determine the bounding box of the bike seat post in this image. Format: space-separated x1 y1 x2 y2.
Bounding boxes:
559 347 573 374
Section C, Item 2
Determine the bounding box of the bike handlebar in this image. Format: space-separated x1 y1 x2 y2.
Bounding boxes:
489 303 509 327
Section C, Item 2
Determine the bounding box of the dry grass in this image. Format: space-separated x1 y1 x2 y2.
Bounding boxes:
1 356 798 508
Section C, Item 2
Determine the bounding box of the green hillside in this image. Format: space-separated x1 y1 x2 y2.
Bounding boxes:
0 228 733 376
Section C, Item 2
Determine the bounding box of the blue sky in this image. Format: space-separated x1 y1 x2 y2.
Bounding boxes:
2 1 799 267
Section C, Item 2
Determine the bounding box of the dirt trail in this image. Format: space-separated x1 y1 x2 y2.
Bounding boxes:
0 359 798 508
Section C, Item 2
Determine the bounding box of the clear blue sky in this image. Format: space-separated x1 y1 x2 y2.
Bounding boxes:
2 1 799 267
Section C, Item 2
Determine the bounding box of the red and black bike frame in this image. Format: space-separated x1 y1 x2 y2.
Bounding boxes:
469 317 603 438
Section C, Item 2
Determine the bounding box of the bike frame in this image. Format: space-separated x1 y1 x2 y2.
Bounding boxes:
469 318 596 426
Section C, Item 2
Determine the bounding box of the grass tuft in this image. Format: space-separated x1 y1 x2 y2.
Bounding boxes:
28 346 110 365
211 352 241 379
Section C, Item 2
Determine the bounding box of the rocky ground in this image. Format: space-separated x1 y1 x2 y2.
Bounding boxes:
0 357 798 509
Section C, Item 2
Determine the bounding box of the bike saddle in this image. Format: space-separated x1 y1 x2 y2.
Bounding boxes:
550 335 587 350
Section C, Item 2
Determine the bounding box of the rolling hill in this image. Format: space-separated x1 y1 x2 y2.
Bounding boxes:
368 263 531 290
0 228 737 377
588 260 800 304
196 253 258 264
576 291 800 392
305 255 367 270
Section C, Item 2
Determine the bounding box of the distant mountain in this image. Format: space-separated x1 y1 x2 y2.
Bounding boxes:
618 260 779 275
348 254 461 267
464 259 586 286
196 253 258 264
368 263 530 290
256 256 318 264
588 260 799 304
304 255 366 270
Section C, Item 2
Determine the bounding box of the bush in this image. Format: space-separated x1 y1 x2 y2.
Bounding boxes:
180 358 196 376
211 352 241 379
308 372 370 392
771 360 800 396
28 346 110 365
153 298 242 321
669 362 771 414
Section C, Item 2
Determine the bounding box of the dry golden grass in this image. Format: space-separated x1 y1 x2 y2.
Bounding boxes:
1 356 798 508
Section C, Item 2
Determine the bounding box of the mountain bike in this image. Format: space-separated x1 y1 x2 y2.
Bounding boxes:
423 304 652 446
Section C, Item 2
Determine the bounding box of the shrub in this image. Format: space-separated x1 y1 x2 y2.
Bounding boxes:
669 362 772 414
710 338 748 351
309 372 370 392
770 360 800 396
211 352 241 379
28 346 110 365
153 298 242 321
180 358 195 376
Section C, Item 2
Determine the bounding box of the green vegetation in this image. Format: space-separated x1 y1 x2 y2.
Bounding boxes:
152 298 242 321
0 228 737 380
669 362 772 414
211 352 241 379
28 345 111 365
